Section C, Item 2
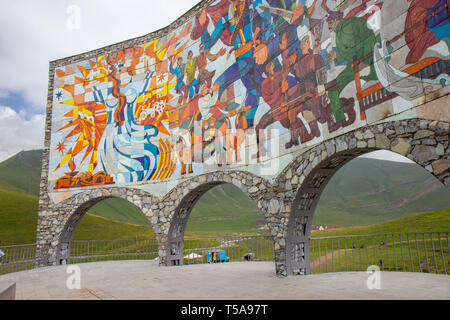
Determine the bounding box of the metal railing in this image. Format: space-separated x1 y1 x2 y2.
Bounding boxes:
69 238 159 264
310 232 450 275
1 232 448 275
0 244 36 274
182 235 275 264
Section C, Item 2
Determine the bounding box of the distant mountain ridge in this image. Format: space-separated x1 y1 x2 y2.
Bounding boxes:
314 157 450 226
0 149 449 229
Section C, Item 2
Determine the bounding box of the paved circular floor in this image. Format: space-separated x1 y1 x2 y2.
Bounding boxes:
1 260 449 300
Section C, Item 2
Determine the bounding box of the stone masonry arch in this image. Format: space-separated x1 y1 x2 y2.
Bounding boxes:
37 187 160 266
149 170 277 267
38 119 450 272
277 119 450 276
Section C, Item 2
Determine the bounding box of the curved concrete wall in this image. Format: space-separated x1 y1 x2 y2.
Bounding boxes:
43 0 449 202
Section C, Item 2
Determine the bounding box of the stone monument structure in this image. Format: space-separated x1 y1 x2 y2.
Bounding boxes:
38 0 450 275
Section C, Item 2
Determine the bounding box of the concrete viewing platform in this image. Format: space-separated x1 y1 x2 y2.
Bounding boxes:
0 281 16 300
1 261 449 300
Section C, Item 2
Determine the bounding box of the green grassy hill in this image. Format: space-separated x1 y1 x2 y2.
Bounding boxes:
310 209 450 275
185 184 265 236
313 157 450 226
0 189 154 245
0 190 39 245
311 208 450 238
0 150 43 196
89 198 152 226
73 213 154 240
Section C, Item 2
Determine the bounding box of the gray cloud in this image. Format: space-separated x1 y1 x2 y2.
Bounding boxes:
0 105 45 161
0 0 201 110
360 150 414 163
0 0 413 164
0 0 200 160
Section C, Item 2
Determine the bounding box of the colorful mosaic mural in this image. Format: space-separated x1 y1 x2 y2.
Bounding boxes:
48 0 450 191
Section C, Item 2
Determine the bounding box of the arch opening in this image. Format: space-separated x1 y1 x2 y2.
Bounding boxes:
285 148 450 275
313 150 450 228
166 182 272 266
56 194 154 265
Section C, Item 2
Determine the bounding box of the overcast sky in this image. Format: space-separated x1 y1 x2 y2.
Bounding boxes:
0 0 411 163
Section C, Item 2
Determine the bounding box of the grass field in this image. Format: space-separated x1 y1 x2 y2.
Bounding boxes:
87 198 152 226
310 232 450 275
307 209 450 275
0 190 155 245
310 208 450 237
184 183 265 234
0 190 38 245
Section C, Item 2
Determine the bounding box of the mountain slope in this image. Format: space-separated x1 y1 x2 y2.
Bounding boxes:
89 198 151 226
311 208 450 237
0 189 154 245
0 190 38 245
186 183 265 235
0 150 43 196
313 157 450 226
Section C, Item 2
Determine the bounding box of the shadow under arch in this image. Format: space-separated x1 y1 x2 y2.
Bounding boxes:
166 180 272 266
55 189 153 265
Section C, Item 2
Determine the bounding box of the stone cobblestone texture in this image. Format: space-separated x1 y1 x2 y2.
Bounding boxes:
37 0 450 276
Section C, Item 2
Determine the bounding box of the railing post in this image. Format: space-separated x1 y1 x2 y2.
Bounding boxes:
438 233 446 275
358 237 362 271
423 233 430 272
407 234 414 272
344 237 348 272
399 234 406 272
430 233 438 274
318 239 321 273
331 239 334 272
365 236 369 271
338 238 341 272
392 234 398 271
